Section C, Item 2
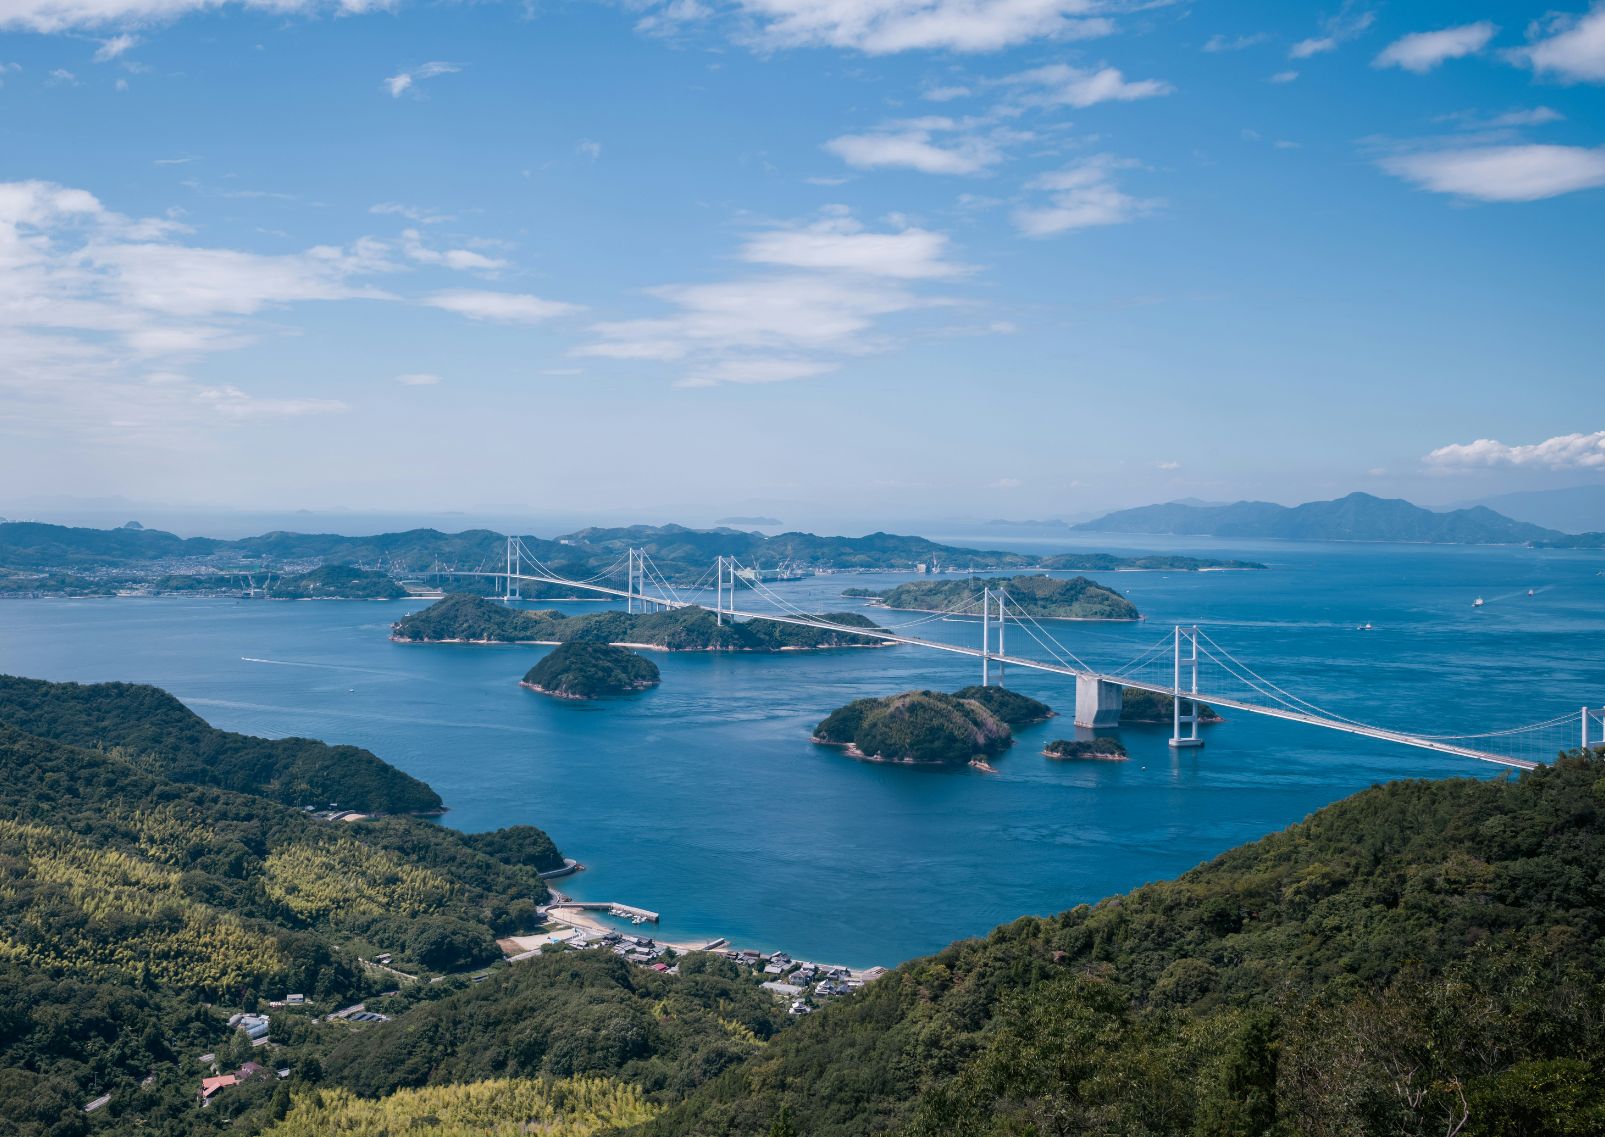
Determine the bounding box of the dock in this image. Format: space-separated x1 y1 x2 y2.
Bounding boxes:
550 900 659 923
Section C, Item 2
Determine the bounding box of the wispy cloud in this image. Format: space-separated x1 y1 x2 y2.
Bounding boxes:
1 0 392 34
422 290 579 323
996 62 1172 108
195 386 347 418
825 117 1011 175
1379 143 1605 202
370 201 454 224
1012 154 1154 237
1269 69 1299 83
394 372 441 386
399 229 506 272
1203 32 1268 53
1289 5 1375 59
384 61 460 98
93 34 137 62
1509 3 1605 83
633 0 1118 54
1374 22 1496 73
577 139 602 160
575 209 973 386
1424 431 1605 470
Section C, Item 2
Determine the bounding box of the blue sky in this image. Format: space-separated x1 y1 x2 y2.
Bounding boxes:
1 0 1602 526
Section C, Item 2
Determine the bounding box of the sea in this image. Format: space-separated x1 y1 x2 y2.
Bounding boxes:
3 534 1602 967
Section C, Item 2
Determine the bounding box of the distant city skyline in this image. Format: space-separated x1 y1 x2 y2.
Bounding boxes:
1 0 1602 516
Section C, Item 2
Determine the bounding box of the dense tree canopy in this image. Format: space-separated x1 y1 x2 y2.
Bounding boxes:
858 575 1140 620
523 643 661 699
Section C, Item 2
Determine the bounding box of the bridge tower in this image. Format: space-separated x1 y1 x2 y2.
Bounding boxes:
714 556 731 626
979 587 1008 686
626 548 640 614
1585 706 1605 750
1170 625 1204 749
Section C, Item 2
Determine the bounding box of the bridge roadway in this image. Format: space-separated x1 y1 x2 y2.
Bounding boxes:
450 569 1537 771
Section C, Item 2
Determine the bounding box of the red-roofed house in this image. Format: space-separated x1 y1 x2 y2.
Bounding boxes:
199 1074 238 1101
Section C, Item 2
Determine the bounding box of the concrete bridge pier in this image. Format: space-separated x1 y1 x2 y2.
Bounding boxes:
1074 676 1124 729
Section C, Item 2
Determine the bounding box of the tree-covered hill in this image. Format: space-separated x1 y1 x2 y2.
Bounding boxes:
523 643 662 699
643 750 1605 1137
855 575 1140 620
393 596 886 651
813 690 1014 765
0 681 570 1134
0 675 442 814
951 685 1053 727
264 564 408 599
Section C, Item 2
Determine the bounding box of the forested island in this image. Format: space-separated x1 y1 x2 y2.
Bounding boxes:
849 574 1140 620
1120 686 1223 724
258 564 408 599
521 642 661 699
1044 737 1128 760
392 594 888 651
813 688 1033 765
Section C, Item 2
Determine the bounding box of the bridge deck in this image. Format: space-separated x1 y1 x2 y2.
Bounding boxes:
448 569 1537 770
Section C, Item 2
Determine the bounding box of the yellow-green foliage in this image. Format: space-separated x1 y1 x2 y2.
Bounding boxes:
111 802 223 864
0 819 282 992
264 837 454 921
261 1076 656 1137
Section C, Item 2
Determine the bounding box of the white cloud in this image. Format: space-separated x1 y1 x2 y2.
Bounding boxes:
422 289 579 323
998 62 1172 108
923 84 971 101
987 476 1022 488
1441 106 1564 130
399 229 506 271
739 210 965 279
1289 6 1375 58
195 385 347 418
1012 154 1154 236
93 33 137 61
1374 22 1496 72
394 372 441 386
1511 3 1605 83
1 0 389 34
1269 69 1299 82
1424 431 1605 470
384 61 459 98
370 201 453 224
0 179 573 449
825 119 1006 175
1204 32 1268 52
678 358 836 387
704 0 1116 54
576 209 973 387
1155 459 1181 470
577 139 602 159
49 67 78 84
1379 144 1605 202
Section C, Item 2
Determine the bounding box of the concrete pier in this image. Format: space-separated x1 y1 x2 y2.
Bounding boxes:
1074 676 1124 729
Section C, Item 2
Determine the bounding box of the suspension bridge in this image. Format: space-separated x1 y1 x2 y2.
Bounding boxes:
429 538 1605 772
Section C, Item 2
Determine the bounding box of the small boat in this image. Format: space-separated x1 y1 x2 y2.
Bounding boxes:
1527 589 1536 597
1472 597 1485 607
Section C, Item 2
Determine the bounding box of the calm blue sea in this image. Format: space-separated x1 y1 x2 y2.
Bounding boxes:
3 535 1603 966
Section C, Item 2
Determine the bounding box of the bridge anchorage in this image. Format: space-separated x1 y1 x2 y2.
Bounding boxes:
461 537 1598 772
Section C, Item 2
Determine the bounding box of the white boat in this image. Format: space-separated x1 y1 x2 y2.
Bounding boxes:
1527 589 1536 597
1473 597 1485 607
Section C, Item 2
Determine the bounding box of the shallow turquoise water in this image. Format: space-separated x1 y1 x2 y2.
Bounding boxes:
2 536 1602 966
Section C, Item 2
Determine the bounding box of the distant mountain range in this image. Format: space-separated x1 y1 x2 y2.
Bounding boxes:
1451 484 1605 535
1074 491 1571 545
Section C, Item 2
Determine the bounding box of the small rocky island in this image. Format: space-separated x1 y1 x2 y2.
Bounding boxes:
813 687 1049 767
521 642 661 700
394 593 887 651
1044 738 1128 761
847 574 1139 620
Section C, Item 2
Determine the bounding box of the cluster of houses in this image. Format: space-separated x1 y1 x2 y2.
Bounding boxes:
197 992 395 1105
199 1060 287 1104
725 949 881 1015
